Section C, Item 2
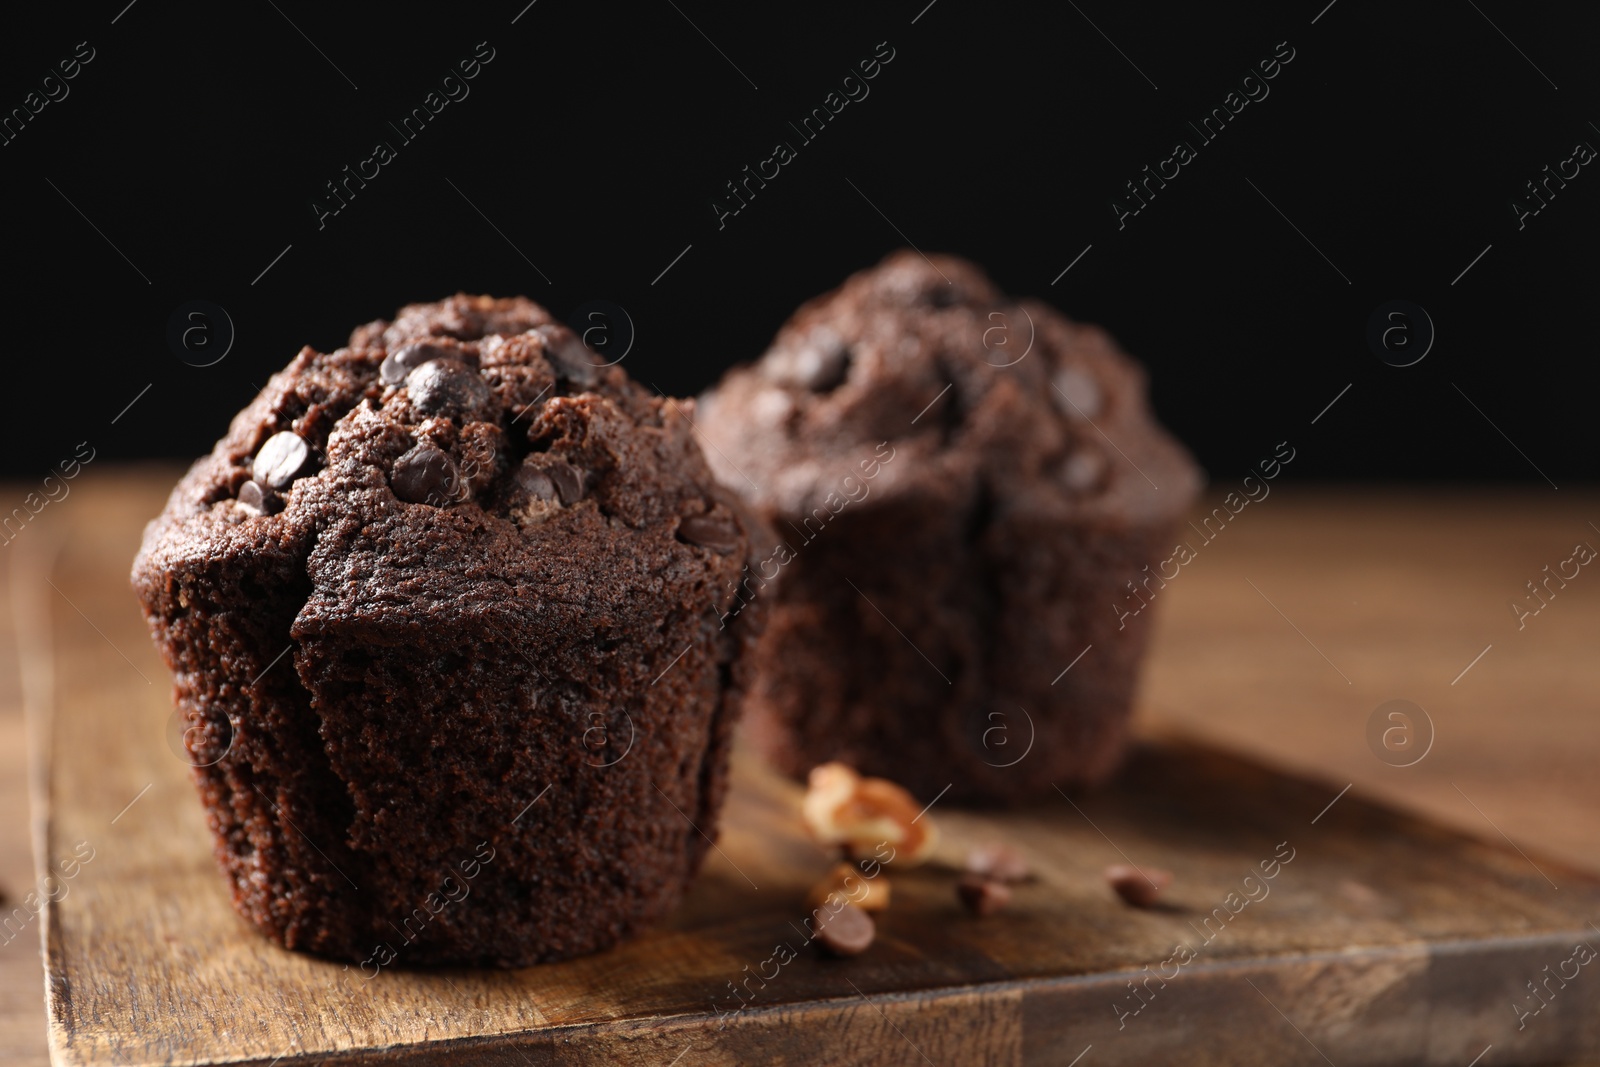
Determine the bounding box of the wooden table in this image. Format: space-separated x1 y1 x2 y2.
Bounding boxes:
3 471 1597 1064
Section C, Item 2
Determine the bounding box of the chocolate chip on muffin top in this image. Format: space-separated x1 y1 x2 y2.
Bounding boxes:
697 254 1201 804
132 294 769 965
699 252 1199 525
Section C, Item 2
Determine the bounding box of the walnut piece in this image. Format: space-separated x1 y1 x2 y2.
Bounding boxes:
805 862 891 913
801 762 938 866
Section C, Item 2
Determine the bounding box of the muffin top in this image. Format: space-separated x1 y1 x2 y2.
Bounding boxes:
698 252 1201 524
135 294 757 637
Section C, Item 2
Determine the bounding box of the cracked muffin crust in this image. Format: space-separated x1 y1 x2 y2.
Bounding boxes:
133 295 766 966
698 253 1201 805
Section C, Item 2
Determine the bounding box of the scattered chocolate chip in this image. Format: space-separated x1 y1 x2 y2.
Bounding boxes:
677 513 742 554
1052 367 1103 420
391 443 459 505
380 341 455 385
926 284 960 308
812 902 875 956
236 480 282 516
957 876 1012 916
546 460 585 505
534 324 600 389
407 358 491 419
515 465 558 502
252 431 312 490
965 843 1030 883
1106 864 1172 908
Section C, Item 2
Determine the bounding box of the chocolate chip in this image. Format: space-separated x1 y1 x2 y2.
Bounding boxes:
546 460 585 505
515 465 558 502
965 843 1030 883
1060 450 1106 492
534 324 600 389
236 480 282 516
252 432 312 490
391 443 459 505
380 341 455 385
677 513 742 554
812 902 874 956
407 358 491 420
956 876 1012 916
1105 864 1172 908
769 329 851 391
796 341 850 391
1052 367 1103 420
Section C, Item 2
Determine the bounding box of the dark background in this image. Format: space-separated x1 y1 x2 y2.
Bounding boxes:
3 0 1595 484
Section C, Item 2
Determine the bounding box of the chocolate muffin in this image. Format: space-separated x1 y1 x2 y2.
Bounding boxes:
698 253 1200 804
133 295 766 966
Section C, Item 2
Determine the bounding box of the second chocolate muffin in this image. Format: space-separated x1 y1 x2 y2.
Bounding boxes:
133 295 766 966
698 253 1200 804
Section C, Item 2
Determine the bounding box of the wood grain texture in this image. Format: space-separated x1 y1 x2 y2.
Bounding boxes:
2 500 68 1067
8 470 1600 1065
1141 485 1600 877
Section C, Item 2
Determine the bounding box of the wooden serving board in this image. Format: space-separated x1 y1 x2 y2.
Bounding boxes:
26 504 1600 1066
39 728 1600 1064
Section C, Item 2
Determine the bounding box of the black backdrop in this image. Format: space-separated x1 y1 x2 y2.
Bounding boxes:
3 0 1596 484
